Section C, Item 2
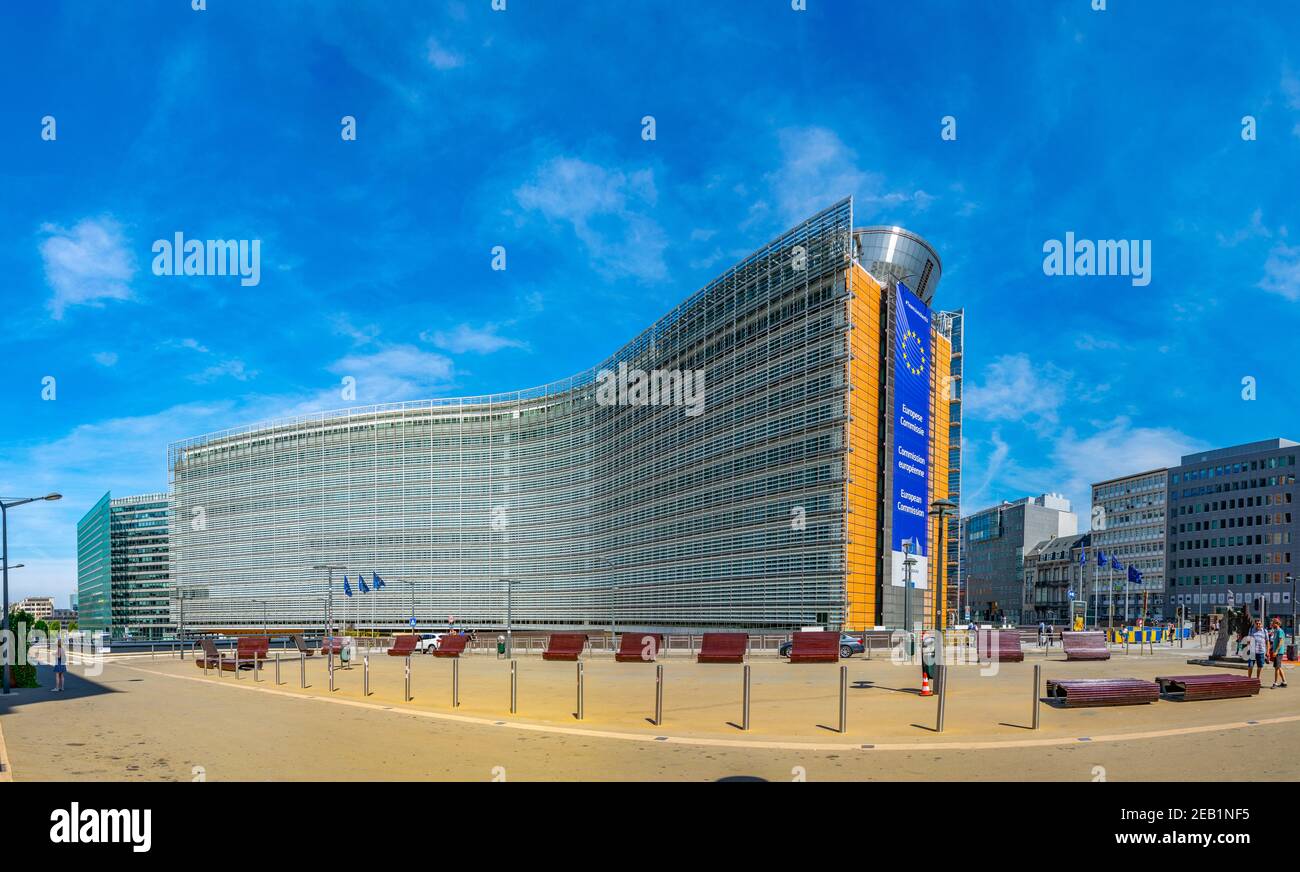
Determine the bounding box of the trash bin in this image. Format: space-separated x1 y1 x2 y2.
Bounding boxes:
1288 643 1297 662
497 635 506 658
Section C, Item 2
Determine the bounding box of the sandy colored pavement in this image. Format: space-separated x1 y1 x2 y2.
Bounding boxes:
2 644 1298 781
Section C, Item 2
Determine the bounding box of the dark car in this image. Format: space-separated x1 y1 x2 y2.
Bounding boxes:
778 633 865 659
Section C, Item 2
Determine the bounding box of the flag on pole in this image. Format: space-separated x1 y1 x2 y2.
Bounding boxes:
343 575 353 597
1079 546 1087 566
1097 550 1107 567
373 572 386 590
359 575 370 593
1111 555 1123 572
1127 565 1138 583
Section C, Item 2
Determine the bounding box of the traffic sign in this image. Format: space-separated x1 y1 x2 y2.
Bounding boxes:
409 617 417 627
1067 590 1076 600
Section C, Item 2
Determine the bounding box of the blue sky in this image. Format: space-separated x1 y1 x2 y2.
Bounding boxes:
2 0 1298 607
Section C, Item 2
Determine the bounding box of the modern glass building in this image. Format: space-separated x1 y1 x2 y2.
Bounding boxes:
75 491 173 640
169 199 957 635
1167 438 1297 629
1090 468 1168 623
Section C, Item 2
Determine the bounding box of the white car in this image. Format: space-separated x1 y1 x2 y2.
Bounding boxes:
414 632 445 654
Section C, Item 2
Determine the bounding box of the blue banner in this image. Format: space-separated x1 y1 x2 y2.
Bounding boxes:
891 281 931 589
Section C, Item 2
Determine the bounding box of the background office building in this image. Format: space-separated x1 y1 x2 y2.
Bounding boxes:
938 310 964 628
961 494 1078 624
10 596 54 620
169 199 960 635
1089 469 1168 622
1167 439 1297 629
1023 532 1090 624
76 491 173 640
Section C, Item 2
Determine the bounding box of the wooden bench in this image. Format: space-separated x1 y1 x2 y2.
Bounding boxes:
236 636 270 664
320 637 346 655
1046 678 1158 707
387 635 419 657
290 634 315 657
976 630 1024 663
432 634 468 658
1156 674 1260 701
614 633 663 663
1062 631 1111 661
195 639 231 671
542 633 588 661
697 632 748 664
789 631 839 663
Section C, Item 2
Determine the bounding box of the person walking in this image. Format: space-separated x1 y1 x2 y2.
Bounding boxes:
1038 620 1047 647
1246 619 1269 680
52 638 67 692
1269 617 1288 689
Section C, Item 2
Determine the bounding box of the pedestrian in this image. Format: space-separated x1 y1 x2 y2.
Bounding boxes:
1269 617 1288 689
1038 620 1047 646
1246 619 1268 680
53 637 67 692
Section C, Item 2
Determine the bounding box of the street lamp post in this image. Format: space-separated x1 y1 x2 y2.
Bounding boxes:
901 537 918 645
928 499 956 629
311 564 345 676
251 599 269 635
2 493 62 694
604 557 618 648
1288 574 1296 636
503 577 517 657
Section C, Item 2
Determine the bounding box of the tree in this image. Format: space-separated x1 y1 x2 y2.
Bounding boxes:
4 609 39 687
49 620 61 634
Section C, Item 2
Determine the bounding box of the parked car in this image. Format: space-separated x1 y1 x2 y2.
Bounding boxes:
778 633 865 659
415 632 445 654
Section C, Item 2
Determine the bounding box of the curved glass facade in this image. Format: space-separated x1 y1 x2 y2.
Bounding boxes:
170 200 867 633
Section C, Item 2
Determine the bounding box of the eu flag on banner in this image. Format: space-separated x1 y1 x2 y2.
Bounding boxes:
373 573 386 590
343 575 353 597
1097 550 1107 567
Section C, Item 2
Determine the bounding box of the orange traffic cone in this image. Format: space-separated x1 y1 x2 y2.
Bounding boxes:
920 672 933 697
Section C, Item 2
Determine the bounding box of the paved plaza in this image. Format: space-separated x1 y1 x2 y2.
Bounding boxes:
2 643 1297 781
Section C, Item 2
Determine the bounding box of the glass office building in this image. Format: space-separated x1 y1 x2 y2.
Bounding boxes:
75 491 173 640
169 200 956 634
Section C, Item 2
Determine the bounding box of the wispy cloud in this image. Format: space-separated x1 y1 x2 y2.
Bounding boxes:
421 323 527 354
40 217 135 319
426 36 464 71
92 351 119 367
1260 242 1300 301
514 156 668 282
328 344 454 402
964 353 1072 429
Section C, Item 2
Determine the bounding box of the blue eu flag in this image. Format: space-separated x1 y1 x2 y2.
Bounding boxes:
1111 555 1123 572
343 575 353 597
373 573 386 590
1097 550 1107 567
359 575 370 593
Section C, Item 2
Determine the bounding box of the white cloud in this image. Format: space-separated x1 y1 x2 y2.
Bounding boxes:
1074 334 1119 351
964 353 1072 428
421 323 527 354
764 127 932 225
514 157 668 282
1259 243 1300 301
92 351 119 367
328 344 454 402
40 217 135 319
426 37 464 70
191 358 256 383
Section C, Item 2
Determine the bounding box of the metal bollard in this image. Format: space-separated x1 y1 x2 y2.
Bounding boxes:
510 660 517 713
1032 663 1042 730
936 664 947 733
742 664 751 731
452 658 460 708
330 657 336 692
404 655 411 701
300 654 307 688
254 654 261 682
576 661 584 720
363 655 370 696
203 654 209 677
866 636 872 660
838 665 848 734
654 664 664 726
235 656 242 680
275 652 281 686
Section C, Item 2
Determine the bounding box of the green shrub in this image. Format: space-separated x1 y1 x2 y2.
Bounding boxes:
5 664 38 688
